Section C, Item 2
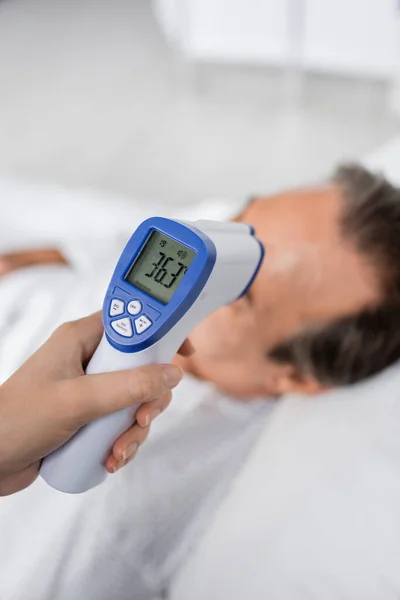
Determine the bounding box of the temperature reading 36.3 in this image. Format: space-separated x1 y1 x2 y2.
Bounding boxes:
145 252 188 289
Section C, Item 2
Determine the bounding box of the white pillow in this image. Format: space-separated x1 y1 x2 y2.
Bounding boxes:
171 363 400 600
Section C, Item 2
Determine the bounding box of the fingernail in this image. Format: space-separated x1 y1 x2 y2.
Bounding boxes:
141 409 161 428
162 365 183 389
122 442 138 462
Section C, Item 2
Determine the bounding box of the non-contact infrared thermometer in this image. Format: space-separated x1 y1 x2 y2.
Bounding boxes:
41 217 264 493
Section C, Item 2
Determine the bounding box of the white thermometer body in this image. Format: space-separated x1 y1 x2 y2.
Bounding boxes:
41 217 264 493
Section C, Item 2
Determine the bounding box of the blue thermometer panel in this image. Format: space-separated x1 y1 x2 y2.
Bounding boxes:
103 217 217 353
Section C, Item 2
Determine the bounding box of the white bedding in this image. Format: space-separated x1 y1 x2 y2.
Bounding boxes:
171 367 400 600
1 142 400 600
0 182 275 600
0 375 273 600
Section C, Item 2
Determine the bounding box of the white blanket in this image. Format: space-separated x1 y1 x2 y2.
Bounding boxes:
0 375 273 600
0 181 275 600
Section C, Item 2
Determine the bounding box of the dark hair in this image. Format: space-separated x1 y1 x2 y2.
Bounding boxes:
269 164 400 386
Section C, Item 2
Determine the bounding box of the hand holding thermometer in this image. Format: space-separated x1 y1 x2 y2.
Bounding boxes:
40 217 264 494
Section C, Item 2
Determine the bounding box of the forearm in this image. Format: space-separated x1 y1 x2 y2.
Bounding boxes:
24 248 68 266
0 248 68 275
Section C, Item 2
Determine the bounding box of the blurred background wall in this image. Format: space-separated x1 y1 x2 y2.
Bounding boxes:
0 0 399 207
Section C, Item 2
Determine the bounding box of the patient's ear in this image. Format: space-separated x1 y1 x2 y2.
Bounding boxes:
274 365 326 396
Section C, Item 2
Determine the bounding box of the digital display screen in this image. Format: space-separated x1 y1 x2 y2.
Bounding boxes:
124 230 196 304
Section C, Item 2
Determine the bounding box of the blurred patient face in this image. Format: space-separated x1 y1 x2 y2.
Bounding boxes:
185 186 380 398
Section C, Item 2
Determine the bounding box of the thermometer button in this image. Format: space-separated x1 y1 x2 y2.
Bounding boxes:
134 315 152 335
111 317 133 337
110 299 125 316
127 300 142 316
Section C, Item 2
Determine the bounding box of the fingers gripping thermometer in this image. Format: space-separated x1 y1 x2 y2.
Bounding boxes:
41 217 264 493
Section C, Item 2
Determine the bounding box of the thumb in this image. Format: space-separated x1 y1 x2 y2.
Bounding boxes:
66 364 183 425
